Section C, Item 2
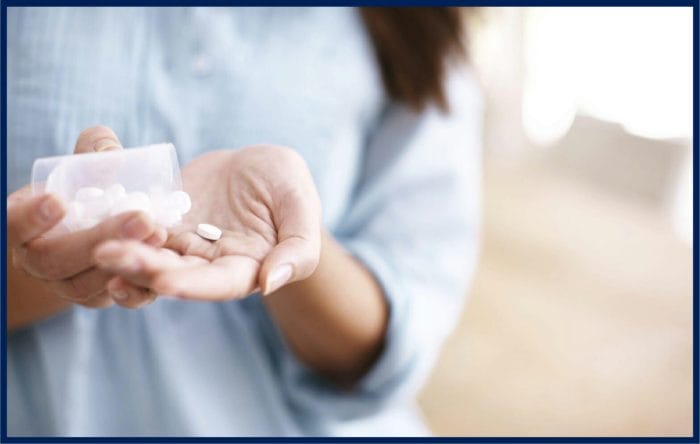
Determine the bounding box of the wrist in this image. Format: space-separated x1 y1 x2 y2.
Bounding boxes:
260 230 388 384
7 256 72 332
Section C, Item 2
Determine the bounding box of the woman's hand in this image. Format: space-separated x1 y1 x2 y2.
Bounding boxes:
8 189 162 309
95 145 322 301
94 144 385 384
7 127 167 328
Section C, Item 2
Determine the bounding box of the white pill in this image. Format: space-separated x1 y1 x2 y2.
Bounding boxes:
148 186 169 201
67 201 85 220
83 198 111 219
156 208 182 228
129 191 151 206
170 191 192 214
196 223 222 241
63 201 86 231
105 183 127 199
110 191 152 216
75 187 104 201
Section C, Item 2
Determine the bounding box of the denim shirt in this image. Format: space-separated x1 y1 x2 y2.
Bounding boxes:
6 7 482 436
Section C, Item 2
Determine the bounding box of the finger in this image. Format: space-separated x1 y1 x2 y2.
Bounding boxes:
144 226 168 247
7 192 66 249
74 125 123 154
259 188 322 295
95 240 257 300
259 236 319 295
165 230 217 258
7 184 32 205
76 290 115 309
153 255 259 300
19 211 157 280
94 240 206 288
51 267 114 302
166 230 267 261
106 276 157 309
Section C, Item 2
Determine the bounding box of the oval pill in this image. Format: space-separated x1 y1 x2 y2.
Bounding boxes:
170 190 192 214
196 223 222 241
75 186 104 201
105 183 127 199
110 191 152 217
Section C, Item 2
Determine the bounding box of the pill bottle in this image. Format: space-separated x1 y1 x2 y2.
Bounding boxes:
31 143 191 231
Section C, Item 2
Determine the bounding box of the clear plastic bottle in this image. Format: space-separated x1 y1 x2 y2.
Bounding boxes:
31 143 191 231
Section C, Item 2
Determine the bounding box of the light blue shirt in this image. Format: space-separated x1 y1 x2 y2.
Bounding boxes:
6 7 482 436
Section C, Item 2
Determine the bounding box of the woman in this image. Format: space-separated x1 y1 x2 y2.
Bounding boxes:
7 7 481 436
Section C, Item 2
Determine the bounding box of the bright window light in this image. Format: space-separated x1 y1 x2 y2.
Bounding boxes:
522 7 692 145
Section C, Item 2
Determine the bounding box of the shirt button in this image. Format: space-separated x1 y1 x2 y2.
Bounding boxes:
192 54 212 76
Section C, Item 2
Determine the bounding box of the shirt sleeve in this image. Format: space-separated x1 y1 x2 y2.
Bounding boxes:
265 66 483 423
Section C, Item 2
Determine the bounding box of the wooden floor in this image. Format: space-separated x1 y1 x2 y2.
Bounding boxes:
418 159 693 436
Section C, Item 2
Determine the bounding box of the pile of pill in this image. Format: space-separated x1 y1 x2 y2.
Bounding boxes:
63 184 192 231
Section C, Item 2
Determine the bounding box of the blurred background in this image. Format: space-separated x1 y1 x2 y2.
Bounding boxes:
418 7 694 436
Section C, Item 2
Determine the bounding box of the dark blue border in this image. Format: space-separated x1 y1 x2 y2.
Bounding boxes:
0 439 697 443
1 2 698 443
2 0 8 441
2 437 697 444
0 0 697 5
692 2 699 442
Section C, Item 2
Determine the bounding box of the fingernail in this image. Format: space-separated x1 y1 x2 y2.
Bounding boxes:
111 291 128 301
39 197 63 222
94 138 120 152
264 264 293 295
122 215 150 239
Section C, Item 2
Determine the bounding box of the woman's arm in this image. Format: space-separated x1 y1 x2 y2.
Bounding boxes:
263 230 388 386
93 146 388 386
7 259 72 332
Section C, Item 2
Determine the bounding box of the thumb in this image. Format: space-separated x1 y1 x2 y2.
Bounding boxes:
74 125 123 154
260 235 320 296
259 191 321 296
7 190 66 249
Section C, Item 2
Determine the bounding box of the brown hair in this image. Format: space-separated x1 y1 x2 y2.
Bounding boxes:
359 8 467 112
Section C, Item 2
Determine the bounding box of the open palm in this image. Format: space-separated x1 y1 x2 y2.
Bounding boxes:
95 145 321 301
